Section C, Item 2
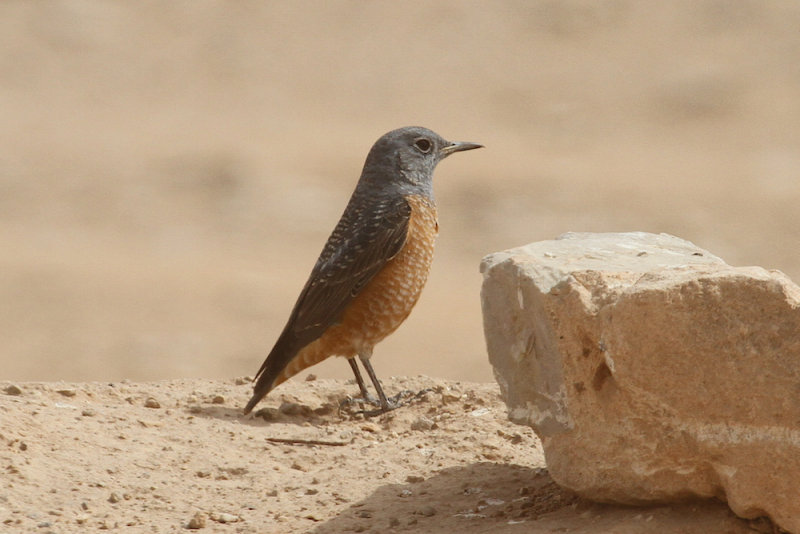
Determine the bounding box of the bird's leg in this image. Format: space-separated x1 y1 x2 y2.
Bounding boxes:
347 357 376 403
359 354 396 415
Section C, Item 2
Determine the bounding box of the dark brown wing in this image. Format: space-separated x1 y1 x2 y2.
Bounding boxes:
244 194 411 412
289 194 411 341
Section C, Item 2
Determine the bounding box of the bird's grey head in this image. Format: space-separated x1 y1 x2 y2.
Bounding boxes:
358 126 482 199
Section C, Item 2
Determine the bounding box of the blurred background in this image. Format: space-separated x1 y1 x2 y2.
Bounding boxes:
1 1 798 384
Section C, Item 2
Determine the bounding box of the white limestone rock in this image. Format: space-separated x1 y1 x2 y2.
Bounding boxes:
480 232 800 532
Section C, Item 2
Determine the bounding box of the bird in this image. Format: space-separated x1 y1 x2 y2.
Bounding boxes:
243 126 482 415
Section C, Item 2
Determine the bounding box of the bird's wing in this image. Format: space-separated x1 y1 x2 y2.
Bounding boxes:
246 194 411 410
287 194 411 345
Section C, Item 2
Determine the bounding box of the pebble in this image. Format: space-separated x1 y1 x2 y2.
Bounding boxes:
4 385 22 396
405 475 424 483
211 395 225 405
410 416 436 431
57 389 77 397
313 403 334 416
186 512 206 529
279 402 311 416
415 505 437 517
256 407 280 420
81 409 96 417
144 398 160 409
440 391 461 403
211 512 239 524
290 461 306 472
305 373 317 382
108 492 121 504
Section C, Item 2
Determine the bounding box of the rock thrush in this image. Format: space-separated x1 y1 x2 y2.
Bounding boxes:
244 126 482 414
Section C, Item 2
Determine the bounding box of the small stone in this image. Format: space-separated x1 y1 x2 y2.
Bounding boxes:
410 416 436 431
234 377 249 386
416 505 437 517
356 510 372 519
305 488 318 495
305 373 317 382
279 402 311 416
81 501 89 511
389 517 400 527
81 409 96 417
313 403 334 416
266 489 278 497
57 389 77 397
441 391 461 404
108 492 121 504
212 513 239 524
144 398 160 409
211 395 225 405
290 461 306 472
3 385 22 396
19 442 27 451
255 407 280 420
405 475 424 483
186 512 206 529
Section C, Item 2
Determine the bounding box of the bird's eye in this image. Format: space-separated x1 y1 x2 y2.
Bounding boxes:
413 138 432 153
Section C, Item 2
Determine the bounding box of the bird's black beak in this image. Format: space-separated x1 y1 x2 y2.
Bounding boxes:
440 141 484 158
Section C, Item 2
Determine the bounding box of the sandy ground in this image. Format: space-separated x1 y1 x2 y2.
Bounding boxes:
0 376 768 533
0 3 797 532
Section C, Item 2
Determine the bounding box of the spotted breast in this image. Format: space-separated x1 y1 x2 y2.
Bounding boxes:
272 194 438 386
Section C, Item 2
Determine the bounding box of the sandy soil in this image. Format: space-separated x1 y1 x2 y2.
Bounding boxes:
0 3 797 532
0 376 766 533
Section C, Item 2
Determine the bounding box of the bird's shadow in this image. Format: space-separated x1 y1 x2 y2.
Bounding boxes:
184 393 376 428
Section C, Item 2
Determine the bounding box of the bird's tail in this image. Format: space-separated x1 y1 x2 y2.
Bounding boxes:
243 334 332 414
244 333 297 414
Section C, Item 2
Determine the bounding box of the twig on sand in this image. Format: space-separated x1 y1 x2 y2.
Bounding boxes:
265 437 348 447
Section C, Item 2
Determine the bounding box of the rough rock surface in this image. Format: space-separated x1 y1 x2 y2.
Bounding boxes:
481 232 800 533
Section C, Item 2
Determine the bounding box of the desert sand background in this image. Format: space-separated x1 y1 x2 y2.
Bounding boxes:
2 1 799 386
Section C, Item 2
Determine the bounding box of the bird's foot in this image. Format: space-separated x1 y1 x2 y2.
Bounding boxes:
338 388 435 418
338 392 399 418
356 389 425 417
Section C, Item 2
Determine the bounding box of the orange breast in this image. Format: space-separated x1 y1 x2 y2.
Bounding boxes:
275 194 438 385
